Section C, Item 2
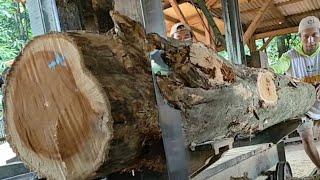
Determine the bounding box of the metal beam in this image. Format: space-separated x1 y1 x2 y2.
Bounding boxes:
141 0 167 38
222 0 246 65
0 162 30 179
115 0 167 38
193 143 279 180
26 0 61 35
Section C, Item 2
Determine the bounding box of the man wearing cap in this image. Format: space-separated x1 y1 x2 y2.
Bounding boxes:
150 23 193 75
170 22 193 41
270 16 320 169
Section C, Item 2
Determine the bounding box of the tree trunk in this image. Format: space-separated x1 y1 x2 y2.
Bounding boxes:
4 12 316 179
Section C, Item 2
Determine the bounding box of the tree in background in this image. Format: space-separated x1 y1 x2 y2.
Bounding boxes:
277 35 289 58
255 33 300 65
0 0 31 139
0 0 32 71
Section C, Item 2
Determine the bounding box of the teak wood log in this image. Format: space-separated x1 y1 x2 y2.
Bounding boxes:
4 12 316 179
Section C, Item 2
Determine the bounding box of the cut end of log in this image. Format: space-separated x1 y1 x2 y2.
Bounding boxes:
4 33 113 179
257 71 278 106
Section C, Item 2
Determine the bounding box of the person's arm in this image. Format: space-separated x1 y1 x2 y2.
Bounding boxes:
269 52 291 74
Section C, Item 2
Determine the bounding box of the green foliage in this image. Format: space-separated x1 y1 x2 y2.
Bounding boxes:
0 0 32 71
256 33 300 65
0 0 31 130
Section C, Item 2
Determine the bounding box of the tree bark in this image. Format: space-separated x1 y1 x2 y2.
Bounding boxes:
4 12 316 179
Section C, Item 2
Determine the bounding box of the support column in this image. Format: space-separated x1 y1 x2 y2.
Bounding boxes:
26 0 61 35
222 0 246 65
248 38 261 68
114 0 166 38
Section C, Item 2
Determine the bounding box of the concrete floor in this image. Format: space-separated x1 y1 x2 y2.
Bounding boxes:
0 142 15 166
0 141 319 178
285 141 320 178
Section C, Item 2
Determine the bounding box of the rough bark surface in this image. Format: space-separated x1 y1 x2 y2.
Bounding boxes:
4 12 316 179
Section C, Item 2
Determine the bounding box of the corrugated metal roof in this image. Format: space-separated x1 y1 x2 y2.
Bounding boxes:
163 0 320 40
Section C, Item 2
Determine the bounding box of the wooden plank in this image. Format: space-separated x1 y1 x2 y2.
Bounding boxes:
204 16 211 46
164 14 179 23
243 0 273 43
252 17 286 29
275 0 303 7
213 0 257 8
258 36 274 51
213 0 302 9
254 26 298 40
206 0 219 8
168 0 188 24
250 7 320 30
248 38 256 52
186 4 212 46
269 3 283 18
241 0 303 14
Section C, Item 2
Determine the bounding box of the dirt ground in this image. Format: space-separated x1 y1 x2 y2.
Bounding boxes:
285 141 320 178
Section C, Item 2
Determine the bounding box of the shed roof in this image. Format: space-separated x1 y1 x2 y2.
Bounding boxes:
163 0 320 43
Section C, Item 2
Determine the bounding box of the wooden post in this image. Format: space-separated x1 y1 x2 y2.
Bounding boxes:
204 17 212 47
258 36 274 51
243 0 273 43
248 38 261 68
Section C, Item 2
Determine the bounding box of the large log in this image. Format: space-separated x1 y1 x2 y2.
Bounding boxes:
4 12 315 179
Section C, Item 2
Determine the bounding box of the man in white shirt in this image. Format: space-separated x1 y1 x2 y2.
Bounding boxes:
271 16 320 169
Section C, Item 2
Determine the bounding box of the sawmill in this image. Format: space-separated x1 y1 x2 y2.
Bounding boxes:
1 0 320 179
